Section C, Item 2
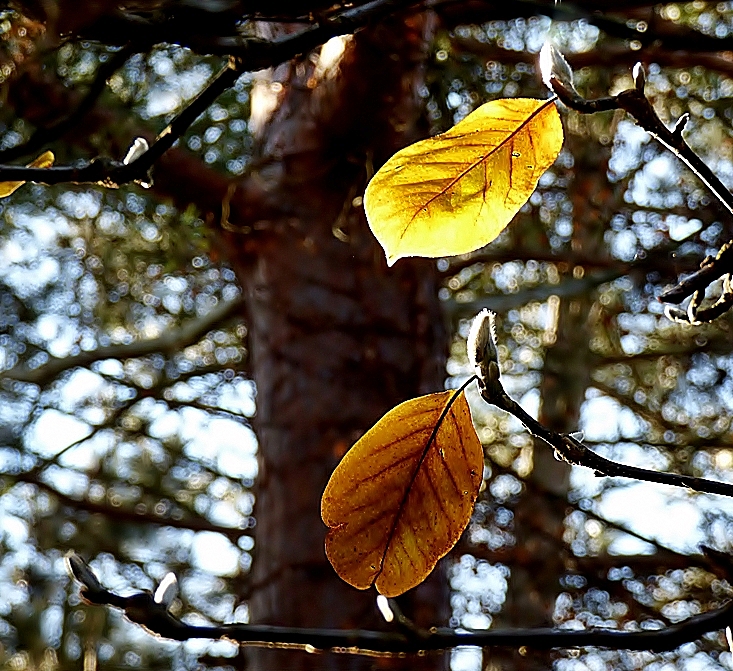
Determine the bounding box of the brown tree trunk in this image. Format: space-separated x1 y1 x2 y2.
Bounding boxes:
220 14 449 671
5 14 450 668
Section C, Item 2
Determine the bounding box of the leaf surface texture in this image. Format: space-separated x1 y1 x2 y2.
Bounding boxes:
364 98 563 264
322 390 483 597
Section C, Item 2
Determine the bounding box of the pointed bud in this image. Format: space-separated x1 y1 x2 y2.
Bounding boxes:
632 62 646 92
376 595 394 623
65 552 103 591
123 137 149 165
154 572 178 608
467 309 499 387
539 42 577 94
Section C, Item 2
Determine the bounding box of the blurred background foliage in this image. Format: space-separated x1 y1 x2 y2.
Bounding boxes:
3 2 733 670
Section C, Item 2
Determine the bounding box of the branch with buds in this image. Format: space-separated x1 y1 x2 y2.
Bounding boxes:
540 43 733 325
469 309 733 498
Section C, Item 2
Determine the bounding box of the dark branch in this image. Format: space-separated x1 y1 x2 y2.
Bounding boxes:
62 0 733 59
549 72 733 216
0 0 418 190
0 45 136 164
66 552 732 653
659 241 733 318
545 58 733 324
0 56 245 188
14 475 249 541
473 315 733 498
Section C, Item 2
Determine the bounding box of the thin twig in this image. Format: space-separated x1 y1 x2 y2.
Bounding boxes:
659 241 733 305
550 71 733 217
488 384 733 497
471 311 733 498
0 57 244 188
546 58 733 323
0 45 136 164
0 0 418 189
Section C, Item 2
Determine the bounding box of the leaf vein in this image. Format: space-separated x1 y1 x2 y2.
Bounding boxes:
398 99 555 241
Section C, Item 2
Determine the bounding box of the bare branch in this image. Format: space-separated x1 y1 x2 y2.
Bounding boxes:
0 57 245 189
474 314 733 499
660 241 733 322
0 0 419 190
0 45 136 164
547 63 733 217
66 552 733 653
545 59 733 323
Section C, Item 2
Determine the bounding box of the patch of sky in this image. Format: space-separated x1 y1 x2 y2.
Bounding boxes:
451 647 483 671
57 190 102 220
183 636 238 661
40 604 64 647
596 483 704 553
667 215 703 241
608 121 650 181
620 333 646 355
186 418 257 481
545 19 600 54
0 236 61 299
628 153 684 209
617 312 658 334
33 313 79 357
190 532 240 576
27 409 90 458
144 63 213 118
450 554 508 636
207 500 244 528
39 465 89 500
687 355 720 388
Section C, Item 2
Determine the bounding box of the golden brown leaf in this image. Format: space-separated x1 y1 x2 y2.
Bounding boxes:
321 389 483 597
0 151 55 199
364 98 563 265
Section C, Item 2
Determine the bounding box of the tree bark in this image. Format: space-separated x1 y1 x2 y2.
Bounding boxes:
220 14 449 670
2 14 450 668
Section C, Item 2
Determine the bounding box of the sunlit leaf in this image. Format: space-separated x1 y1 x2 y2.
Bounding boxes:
322 389 483 597
364 98 563 265
0 150 55 198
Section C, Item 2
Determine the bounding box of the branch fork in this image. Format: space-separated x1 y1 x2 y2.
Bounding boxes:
541 44 733 324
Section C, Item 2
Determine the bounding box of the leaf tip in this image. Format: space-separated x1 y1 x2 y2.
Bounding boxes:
28 150 55 169
385 252 402 267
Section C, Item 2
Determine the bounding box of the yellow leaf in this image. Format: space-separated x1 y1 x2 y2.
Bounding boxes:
0 150 55 198
321 389 483 597
364 98 563 265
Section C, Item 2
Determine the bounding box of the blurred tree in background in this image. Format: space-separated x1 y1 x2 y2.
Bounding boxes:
4 2 733 670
